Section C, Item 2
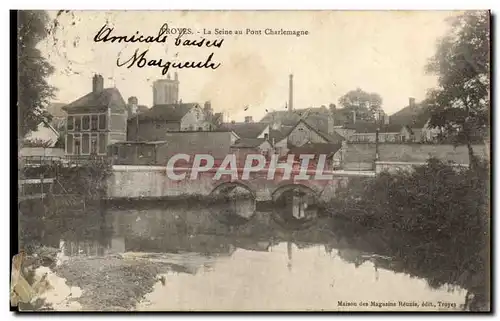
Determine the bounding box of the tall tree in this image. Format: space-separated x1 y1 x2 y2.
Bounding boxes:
338 88 383 122
17 10 56 141
425 11 490 168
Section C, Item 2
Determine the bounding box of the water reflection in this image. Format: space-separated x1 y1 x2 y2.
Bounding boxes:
137 242 465 311
22 198 467 311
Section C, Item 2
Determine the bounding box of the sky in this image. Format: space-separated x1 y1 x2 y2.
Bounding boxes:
39 10 461 121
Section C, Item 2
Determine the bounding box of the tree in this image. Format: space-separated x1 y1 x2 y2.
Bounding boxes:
425 12 490 168
18 10 56 141
338 88 383 122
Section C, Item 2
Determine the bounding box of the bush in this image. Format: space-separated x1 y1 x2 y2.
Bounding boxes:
327 158 489 305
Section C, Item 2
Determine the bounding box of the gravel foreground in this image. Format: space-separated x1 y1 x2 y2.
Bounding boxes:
51 255 172 311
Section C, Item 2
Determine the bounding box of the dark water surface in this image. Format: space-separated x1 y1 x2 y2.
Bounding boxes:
20 198 467 311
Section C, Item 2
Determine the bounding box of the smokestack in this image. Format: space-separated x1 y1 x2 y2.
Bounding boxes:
409 97 416 108
244 116 253 123
288 74 294 112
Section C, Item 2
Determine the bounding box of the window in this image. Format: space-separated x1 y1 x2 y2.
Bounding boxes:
90 135 98 154
82 116 90 130
74 116 81 131
91 115 98 130
67 116 74 131
98 133 107 154
66 134 73 154
112 146 119 156
98 114 107 130
74 137 81 155
82 134 90 154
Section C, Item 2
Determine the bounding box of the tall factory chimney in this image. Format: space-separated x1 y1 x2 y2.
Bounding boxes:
288 74 294 112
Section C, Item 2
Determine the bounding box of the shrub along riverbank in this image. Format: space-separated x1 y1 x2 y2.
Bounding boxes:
325 158 490 311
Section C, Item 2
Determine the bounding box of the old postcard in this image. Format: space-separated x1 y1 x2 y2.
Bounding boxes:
15 10 490 312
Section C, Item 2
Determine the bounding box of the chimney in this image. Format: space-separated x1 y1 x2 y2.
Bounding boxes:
128 96 138 115
92 74 104 94
352 110 357 124
409 97 416 108
327 114 335 135
244 116 253 123
288 74 294 112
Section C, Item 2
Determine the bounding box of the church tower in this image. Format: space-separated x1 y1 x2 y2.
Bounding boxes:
153 72 180 105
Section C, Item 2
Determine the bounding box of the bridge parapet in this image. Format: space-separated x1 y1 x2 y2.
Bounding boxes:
107 165 375 202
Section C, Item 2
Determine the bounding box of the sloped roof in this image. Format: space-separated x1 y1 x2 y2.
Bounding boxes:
390 102 431 128
46 102 67 118
157 131 234 161
218 122 268 138
63 88 127 112
232 138 268 148
137 105 149 113
269 129 287 142
287 142 342 155
133 103 199 121
289 119 345 143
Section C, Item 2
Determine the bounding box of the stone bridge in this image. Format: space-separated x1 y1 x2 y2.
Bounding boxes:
107 165 375 204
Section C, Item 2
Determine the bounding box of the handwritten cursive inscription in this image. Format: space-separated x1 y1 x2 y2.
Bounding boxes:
116 49 221 75
94 23 191 44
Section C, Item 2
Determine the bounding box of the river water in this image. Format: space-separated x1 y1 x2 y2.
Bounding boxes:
20 198 468 311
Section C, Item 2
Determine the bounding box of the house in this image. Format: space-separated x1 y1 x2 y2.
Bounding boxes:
269 129 288 156
218 120 269 139
260 105 336 135
127 102 211 141
110 130 238 166
22 120 60 148
389 97 440 143
286 119 345 147
62 74 128 156
287 142 343 170
109 141 168 165
345 121 413 143
230 138 273 162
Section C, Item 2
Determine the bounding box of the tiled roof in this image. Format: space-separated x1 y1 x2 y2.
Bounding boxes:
63 88 127 113
133 103 199 121
218 122 268 138
232 138 267 148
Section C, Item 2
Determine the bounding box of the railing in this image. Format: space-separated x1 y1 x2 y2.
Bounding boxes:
20 155 111 167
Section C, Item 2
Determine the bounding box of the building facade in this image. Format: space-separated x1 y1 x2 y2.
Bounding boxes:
63 74 128 156
127 103 210 141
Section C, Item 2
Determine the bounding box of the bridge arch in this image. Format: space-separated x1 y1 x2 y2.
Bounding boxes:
210 180 256 199
271 183 319 202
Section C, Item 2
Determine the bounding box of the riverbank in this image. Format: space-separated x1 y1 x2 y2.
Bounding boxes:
50 255 174 311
